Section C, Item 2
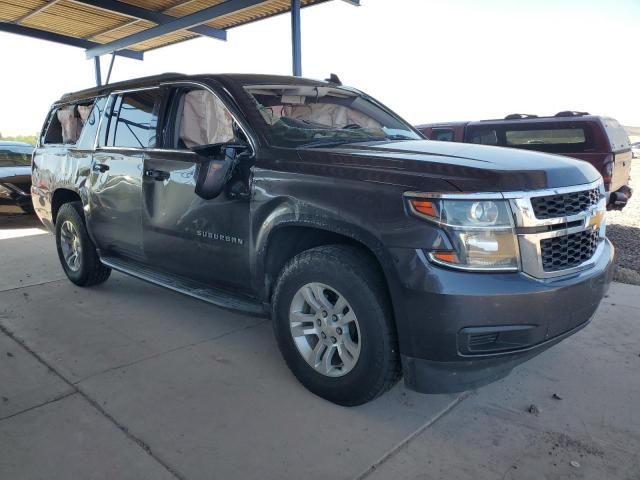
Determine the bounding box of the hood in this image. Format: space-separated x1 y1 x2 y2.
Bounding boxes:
296 140 600 192
0 166 31 183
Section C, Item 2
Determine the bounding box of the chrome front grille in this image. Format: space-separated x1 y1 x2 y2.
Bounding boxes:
540 229 600 272
507 179 607 279
530 188 600 219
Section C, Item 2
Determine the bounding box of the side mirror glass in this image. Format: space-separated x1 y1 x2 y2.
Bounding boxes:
193 143 249 200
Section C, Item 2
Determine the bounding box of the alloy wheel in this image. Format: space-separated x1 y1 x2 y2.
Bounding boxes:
289 282 361 377
60 220 82 272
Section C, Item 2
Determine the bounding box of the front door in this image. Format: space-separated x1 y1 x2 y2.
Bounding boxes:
86 89 161 261
142 85 253 293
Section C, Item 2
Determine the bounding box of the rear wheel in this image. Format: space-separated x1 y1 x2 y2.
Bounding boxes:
272 245 400 406
55 202 111 287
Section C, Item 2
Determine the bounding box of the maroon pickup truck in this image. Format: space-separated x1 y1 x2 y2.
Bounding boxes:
416 112 633 210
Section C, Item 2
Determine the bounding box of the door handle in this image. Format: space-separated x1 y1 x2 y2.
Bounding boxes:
92 163 110 173
145 169 170 181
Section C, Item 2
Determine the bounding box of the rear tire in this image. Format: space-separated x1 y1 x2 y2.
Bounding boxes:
272 245 400 406
55 202 111 287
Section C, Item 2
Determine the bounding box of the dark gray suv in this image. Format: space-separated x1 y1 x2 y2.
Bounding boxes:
32 73 614 405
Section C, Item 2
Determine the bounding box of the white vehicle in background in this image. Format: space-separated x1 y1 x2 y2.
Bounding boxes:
632 141 640 159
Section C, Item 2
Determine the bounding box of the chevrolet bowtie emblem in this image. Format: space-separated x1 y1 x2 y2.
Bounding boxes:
588 210 604 229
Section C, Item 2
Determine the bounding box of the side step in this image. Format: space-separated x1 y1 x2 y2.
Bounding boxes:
100 256 266 316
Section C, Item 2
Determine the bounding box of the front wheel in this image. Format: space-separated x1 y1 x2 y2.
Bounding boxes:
272 245 400 406
55 202 111 287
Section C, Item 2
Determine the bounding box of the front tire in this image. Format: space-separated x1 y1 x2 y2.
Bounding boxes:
272 245 400 406
55 202 111 287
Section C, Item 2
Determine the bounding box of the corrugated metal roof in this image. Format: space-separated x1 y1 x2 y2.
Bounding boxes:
0 0 334 55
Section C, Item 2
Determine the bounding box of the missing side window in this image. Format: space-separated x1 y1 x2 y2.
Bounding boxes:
42 101 96 146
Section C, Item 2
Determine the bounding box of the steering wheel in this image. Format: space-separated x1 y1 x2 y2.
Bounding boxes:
342 123 362 130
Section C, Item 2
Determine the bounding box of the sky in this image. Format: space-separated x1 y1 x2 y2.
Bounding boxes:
0 0 639 136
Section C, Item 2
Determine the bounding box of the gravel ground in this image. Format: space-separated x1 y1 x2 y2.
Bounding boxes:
606 158 640 284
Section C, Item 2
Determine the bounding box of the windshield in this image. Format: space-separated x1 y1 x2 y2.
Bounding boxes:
0 145 32 167
244 85 421 148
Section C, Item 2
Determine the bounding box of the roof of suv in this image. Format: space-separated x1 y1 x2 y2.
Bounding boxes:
59 73 336 104
471 114 606 126
417 112 612 129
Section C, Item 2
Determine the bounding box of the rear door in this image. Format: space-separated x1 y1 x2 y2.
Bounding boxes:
86 88 161 261
142 83 254 293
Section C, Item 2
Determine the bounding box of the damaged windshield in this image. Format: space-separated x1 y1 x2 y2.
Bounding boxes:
244 84 421 148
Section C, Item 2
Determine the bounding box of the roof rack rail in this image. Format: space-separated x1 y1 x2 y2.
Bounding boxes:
504 113 538 120
554 111 590 117
325 73 342 85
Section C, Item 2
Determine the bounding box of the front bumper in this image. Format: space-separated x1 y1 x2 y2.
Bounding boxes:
392 238 614 394
0 182 32 214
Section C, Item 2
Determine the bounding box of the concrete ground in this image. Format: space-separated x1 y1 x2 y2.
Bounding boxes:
1 214 638 480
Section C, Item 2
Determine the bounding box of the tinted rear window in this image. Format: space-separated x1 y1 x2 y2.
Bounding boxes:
0 146 32 166
506 128 586 146
468 128 498 145
466 123 593 153
431 129 455 142
503 126 591 153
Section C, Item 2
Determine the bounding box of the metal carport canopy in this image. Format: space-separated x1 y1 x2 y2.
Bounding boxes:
0 0 359 84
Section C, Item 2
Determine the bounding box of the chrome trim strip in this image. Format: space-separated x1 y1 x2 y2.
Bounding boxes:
404 191 504 200
93 146 198 155
94 147 160 153
501 178 603 199
147 148 198 155
110 86 161 95
404 179 602 202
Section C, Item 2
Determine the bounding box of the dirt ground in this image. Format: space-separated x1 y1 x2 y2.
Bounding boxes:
606 158 640 284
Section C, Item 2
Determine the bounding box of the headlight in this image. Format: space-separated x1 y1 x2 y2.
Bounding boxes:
408 197 519 271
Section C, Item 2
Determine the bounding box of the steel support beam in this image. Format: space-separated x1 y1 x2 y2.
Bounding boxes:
85 0 266 59
0 22 143 60
291 0 301 76
105 53 116 84
14 0 62 24
340 0 360 5
70 0 226 41
94 56 102 86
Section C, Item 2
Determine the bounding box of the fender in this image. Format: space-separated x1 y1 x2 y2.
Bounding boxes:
33 146 93 232
251 195 412 346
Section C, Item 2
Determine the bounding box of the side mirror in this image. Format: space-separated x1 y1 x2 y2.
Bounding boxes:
194 143 248 200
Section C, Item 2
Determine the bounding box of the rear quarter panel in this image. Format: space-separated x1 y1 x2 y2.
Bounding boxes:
31 146 92 231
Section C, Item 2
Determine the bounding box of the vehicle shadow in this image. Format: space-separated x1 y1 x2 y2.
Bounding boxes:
607 224 640 284
0 213 47 240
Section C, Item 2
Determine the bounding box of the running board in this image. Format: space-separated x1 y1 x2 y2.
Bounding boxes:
100 256 266 316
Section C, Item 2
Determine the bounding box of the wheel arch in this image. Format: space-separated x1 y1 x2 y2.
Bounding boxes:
256 216 408 337
51 188 83 224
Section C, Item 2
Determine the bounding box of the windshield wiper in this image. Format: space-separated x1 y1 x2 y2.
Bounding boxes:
302 139 356 148
385 134 415 141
